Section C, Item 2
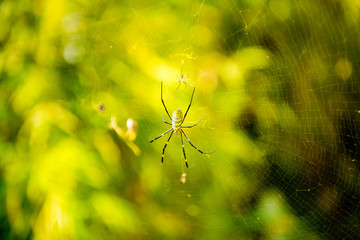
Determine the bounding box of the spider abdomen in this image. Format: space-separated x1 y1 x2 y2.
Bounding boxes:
172 108 183 133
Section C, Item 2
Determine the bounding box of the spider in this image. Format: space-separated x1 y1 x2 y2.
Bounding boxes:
150 81 214 168
175 60 189 91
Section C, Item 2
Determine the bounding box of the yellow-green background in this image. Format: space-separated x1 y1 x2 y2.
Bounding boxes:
1 0 359 239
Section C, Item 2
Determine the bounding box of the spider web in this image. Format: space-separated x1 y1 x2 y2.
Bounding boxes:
130 0 360 239
1 0 360 239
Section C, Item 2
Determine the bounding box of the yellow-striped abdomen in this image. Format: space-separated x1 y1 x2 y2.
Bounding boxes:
172 108 183 133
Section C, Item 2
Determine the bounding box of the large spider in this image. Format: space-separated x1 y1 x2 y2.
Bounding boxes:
150 82 214 168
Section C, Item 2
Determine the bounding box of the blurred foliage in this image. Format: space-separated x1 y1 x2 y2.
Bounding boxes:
1 0 360 239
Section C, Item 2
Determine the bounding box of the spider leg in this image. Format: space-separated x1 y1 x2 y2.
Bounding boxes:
149 128 173 143
175 82 181 92
161 81 172 120
183 80 187 91
175 79 187 93
182 130 216 154
161 130 174 163
181 87 195 124
180 132 189 168
182 118 202 128
161 111 171 125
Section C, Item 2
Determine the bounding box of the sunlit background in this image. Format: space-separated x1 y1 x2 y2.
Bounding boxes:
1 0 360 239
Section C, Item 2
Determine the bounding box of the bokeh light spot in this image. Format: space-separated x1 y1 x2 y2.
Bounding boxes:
335 58 352 80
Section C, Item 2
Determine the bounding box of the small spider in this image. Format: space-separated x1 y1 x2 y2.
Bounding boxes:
150 82 214 168
175 61 189 91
